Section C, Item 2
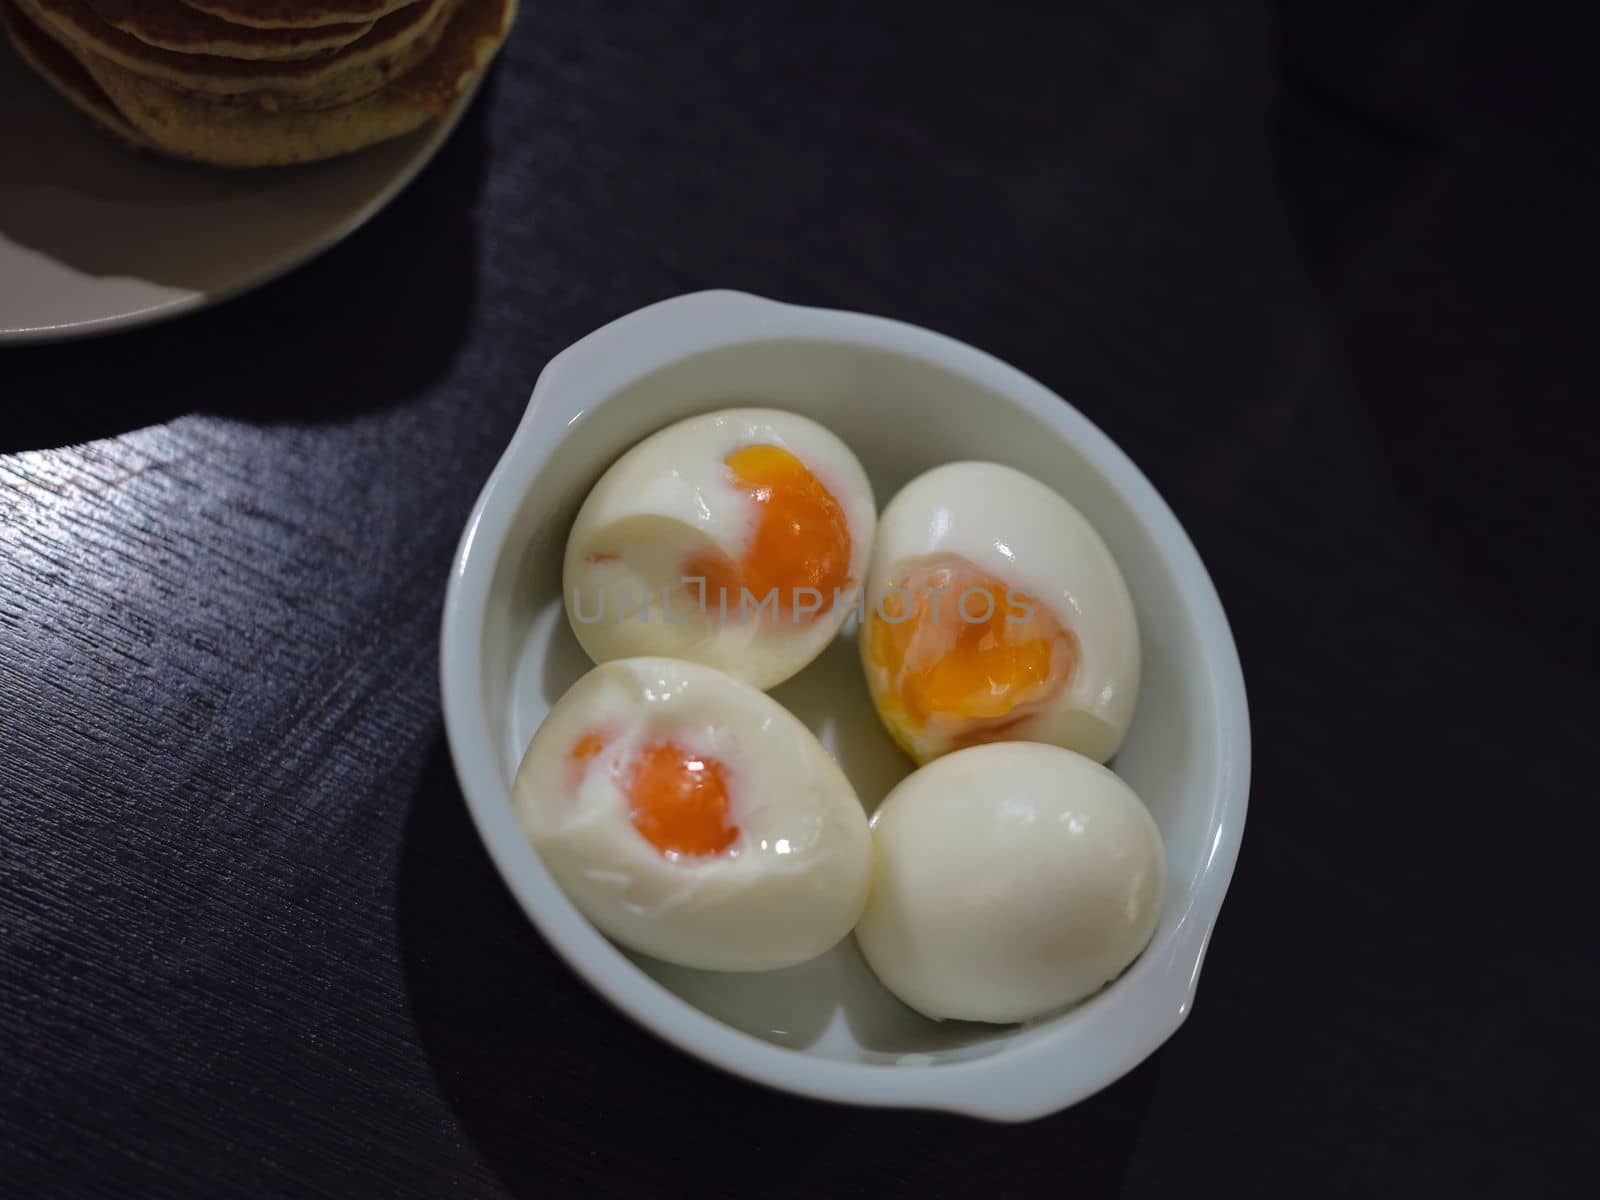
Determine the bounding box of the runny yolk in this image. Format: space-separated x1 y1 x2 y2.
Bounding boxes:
624 741 738 857
569 732 739 858
686 444 851 623
866 557 1078 741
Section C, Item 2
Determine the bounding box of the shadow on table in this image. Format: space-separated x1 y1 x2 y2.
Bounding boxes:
1 76 497 455
396 733 1161 1199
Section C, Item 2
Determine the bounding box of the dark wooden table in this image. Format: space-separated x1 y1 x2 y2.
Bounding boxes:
4 3 1593 1196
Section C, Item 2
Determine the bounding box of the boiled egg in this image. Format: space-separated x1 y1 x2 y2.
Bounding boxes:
859 461 1138 764
854 742 1165 1023
564 409 875 690
513 657 872 972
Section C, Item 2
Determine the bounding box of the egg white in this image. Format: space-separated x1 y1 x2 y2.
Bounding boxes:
854 742 1166 1023
514 657 872 972
564 409 876 690
860 461 1140 763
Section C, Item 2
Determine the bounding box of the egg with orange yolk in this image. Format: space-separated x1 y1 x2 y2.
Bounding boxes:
513 657 872 971
563 410 875 690
859 462 1140 764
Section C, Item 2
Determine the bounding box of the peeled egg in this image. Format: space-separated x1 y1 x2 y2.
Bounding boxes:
859 461 1139 764
564 409 875 690
854 742 1165 1023
513 657 872 972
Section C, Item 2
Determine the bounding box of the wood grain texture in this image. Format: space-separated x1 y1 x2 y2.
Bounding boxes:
3 1 1596 1196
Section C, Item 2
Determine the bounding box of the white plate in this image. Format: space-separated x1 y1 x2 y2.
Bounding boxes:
440 291 1252 1121
0 32 481 344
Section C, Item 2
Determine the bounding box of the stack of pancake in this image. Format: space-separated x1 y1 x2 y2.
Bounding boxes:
1 0 514 165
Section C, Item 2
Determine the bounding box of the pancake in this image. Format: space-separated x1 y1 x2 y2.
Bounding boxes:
15 0 451 108
177 0 416 31
70 0 514 165
80 0 375 61
1 0 152 148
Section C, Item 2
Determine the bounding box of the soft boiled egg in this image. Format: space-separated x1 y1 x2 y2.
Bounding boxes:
854 742 1165 1023
563 409 876 690
512 657 872 972
859 461 1139 764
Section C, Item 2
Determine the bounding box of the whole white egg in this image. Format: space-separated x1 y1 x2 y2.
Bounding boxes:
854 742 1165 1023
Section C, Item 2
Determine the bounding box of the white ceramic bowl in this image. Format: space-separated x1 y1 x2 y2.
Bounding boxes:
440 290 1250 1121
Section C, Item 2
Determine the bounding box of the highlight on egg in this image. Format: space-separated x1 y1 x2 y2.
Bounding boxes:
859 461 1140 764
563 409 876 690
512 657 872 972
853 742 1166 1024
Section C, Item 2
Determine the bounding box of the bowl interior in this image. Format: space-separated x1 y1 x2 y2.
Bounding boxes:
476 338 1226 1067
